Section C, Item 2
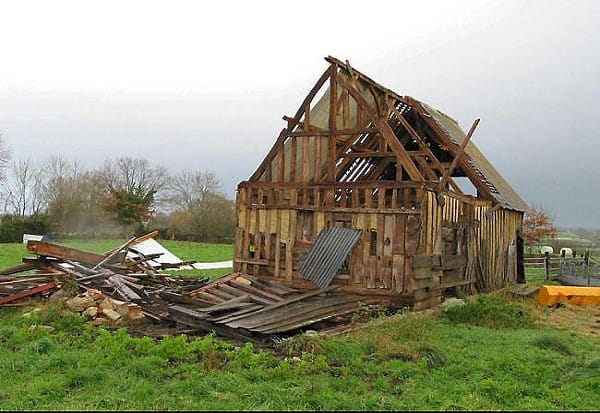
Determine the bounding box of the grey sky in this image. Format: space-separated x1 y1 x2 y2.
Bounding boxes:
0 0 598 229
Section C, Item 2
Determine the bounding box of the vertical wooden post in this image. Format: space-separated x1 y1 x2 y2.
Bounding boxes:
328 64 337 183
544 251 550 280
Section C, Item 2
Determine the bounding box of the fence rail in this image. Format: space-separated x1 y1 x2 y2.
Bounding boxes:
524 253 599 281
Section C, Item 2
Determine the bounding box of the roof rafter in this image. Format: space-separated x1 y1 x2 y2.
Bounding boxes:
334 73 424 182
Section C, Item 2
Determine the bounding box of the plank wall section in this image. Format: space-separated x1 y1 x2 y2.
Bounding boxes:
234 184 422 296
234 185 523 306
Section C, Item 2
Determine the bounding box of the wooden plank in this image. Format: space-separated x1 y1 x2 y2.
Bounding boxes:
0 280 58 305
107 275 142 301
382 214 394 289
274 209 281 279
392 254 405 293
195 294 252 313
227 280 280 305
26 241 104 266
286 211 296 281
219 285 340 326
0 262 38 275
334 75 423 181
167 305 256 342
328 64 338 182
290 135 297 182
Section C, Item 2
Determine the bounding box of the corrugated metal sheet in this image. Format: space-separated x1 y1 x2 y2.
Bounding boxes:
299 227 362 288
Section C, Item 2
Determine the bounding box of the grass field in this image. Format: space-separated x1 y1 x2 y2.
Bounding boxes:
0 240 598 410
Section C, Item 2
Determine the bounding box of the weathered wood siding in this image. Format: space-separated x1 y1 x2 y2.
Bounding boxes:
234 184 523 308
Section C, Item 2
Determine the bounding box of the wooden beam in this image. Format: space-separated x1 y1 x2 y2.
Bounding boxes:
27 241 105 266
287 66 333 132
328 64 338 182
389 102 461 194
340 150 396 159
404 96 492 200
438 118 480 192
335 75 424 181
249 128 288 182
287 127 378 137
0 280 58 305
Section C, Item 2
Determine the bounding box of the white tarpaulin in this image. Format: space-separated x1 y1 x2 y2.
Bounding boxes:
127 238 232 269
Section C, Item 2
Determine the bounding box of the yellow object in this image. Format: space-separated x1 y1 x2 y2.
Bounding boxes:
235 276 252 286
536 285 600 307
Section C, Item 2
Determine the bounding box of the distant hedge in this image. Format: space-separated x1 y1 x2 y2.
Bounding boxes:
0 214 51 243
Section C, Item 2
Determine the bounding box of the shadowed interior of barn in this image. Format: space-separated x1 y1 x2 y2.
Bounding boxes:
234 56 528 311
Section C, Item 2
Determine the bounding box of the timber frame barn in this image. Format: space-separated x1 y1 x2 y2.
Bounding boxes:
233 56 529 310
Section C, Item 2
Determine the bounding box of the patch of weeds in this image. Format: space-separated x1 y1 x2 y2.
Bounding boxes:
228 342 277 370
416 344 447 369
189 335 231 371
65 366 98 389
274 333 325 358
559 358 600 384
24 336 55 355
125 356 164 379
533 334 573 355
155 334 195 363
289 352 331 375
351 301 389 324
440 294 536 329
60 279 80 296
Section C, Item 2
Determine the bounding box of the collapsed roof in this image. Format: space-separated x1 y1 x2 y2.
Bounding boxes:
249 56 528 212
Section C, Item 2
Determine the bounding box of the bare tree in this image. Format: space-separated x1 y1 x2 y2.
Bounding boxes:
0 134 12 183
169 169 221 210
41 156 90 235
3 157 45 217
101 157 168 194
167 170 234 242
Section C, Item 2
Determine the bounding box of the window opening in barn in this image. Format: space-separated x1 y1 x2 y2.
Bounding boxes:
335 218 352 272
259 234 266 258
269 234 277 260
280 242 286 268
370 230 378 256
300 211 314 240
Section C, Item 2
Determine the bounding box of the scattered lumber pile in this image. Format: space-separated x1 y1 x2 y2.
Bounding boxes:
0 232 377 343
0 231 209 318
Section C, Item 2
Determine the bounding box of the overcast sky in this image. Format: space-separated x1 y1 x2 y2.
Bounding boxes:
0 0 598 229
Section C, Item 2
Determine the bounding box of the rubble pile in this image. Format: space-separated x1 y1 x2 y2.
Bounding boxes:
1 231 375 343
0 231 210 328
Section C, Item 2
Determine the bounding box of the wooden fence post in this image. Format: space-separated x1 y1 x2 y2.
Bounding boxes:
544 251 550 280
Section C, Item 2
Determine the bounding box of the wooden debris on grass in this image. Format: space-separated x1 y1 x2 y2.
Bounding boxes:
0 232 377 342
0 232 210 321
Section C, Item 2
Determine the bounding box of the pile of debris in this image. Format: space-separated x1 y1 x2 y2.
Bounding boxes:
0 231 209 321
0 232 379 343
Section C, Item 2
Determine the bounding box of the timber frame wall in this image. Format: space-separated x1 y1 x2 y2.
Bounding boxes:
233 56 525 309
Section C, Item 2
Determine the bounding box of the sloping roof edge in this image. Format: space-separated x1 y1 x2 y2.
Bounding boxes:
415 100 529 212
326 55 529 212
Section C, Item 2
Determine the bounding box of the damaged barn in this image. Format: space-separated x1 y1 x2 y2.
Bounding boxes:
233 56 529 311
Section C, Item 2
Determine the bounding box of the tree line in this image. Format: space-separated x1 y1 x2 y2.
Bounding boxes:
0 135 235 242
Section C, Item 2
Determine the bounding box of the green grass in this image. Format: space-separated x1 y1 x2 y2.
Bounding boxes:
1 240 599 410
0 242 33 269
0 293 597 410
